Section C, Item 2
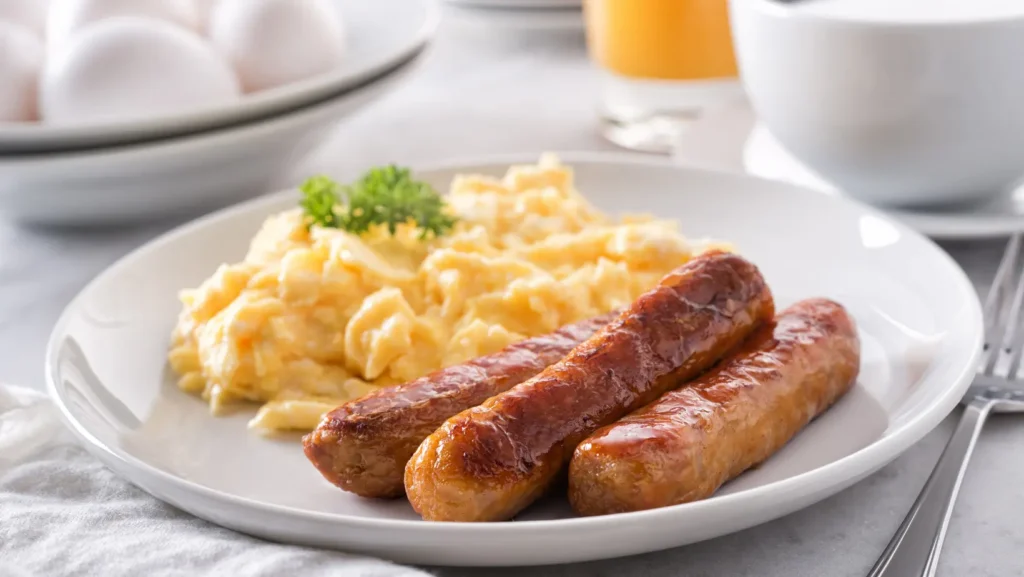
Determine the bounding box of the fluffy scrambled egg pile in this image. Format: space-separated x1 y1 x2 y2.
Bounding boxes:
169 155 716 432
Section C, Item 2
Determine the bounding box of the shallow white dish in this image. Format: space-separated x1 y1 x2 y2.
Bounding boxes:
0 50 425 225
47 153 982 566
0 0 438 154
445 3 583 31
445 0 581 8
744 123 1024 239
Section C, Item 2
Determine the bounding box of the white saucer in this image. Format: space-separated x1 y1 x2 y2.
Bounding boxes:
743 123 1024 240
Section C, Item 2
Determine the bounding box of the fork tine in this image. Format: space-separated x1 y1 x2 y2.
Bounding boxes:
990 255 1024 376
1003 257 1024 379
983 234 1021 328
982 234 1022 375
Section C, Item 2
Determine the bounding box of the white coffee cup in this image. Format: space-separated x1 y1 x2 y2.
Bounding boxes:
729 0 1024 207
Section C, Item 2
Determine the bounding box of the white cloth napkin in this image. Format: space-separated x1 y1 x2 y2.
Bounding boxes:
0 384 432 577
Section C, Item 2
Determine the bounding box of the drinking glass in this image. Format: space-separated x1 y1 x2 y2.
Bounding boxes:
584 0 743 152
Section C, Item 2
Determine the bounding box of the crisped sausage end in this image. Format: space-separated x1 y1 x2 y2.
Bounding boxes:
405 251 775 522
568 298 860 516
302 313 616 498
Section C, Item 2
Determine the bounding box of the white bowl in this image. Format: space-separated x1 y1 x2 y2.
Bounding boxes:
0 0 438 154
0 50 425 225
729 0 1024 207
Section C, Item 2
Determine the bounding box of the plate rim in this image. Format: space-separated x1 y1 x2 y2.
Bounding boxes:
0 47 427 168
444 0 582 10
445 3 584 30
0 0 440 153
45 152 984 537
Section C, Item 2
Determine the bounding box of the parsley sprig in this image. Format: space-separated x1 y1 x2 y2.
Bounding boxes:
299 166 456 240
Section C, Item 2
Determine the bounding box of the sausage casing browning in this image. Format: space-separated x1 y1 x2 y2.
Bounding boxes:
405 251 775 521
568 298 860 516
302 313 616 498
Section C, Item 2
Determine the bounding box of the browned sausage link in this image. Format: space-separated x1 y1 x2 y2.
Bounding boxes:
568 298 860 516
404 251 774 521
302 312 618 498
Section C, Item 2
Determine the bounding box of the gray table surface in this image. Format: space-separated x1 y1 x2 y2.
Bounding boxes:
3 9 1021 576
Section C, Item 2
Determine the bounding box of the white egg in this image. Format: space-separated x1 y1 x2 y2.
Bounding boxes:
0 22 42 122
47 0 199 54
0 0 49 37
194 0 218 32
208 0 346 93
40 17 240 124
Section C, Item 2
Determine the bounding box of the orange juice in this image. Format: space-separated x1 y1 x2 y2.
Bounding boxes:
585 0 737 81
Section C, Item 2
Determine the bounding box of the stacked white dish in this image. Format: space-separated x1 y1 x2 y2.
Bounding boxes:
443 0 582 32
0 0 438 225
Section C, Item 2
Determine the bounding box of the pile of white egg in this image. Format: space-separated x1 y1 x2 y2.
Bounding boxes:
0 0 347 124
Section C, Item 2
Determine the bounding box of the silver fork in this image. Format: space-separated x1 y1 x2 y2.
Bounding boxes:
868 234 1024 577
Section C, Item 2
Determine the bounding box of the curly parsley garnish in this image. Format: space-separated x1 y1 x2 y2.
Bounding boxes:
299 165 456 240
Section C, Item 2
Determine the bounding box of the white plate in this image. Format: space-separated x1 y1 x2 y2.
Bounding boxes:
446 0 581 8
445 4 583 31
744 123 1024 239
0 0 438 153
46 153 983 566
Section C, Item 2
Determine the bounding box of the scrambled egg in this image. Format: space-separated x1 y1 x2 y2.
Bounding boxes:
168 155 715 433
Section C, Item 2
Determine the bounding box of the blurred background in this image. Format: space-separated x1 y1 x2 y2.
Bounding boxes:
3 0 1017 384
3 0 1023 236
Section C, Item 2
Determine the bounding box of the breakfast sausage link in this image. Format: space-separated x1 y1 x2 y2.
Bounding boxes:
302 312 617 498
568 298 860 516
404 251 775 522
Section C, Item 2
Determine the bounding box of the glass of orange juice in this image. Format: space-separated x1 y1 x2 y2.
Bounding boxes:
584 0 743 152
